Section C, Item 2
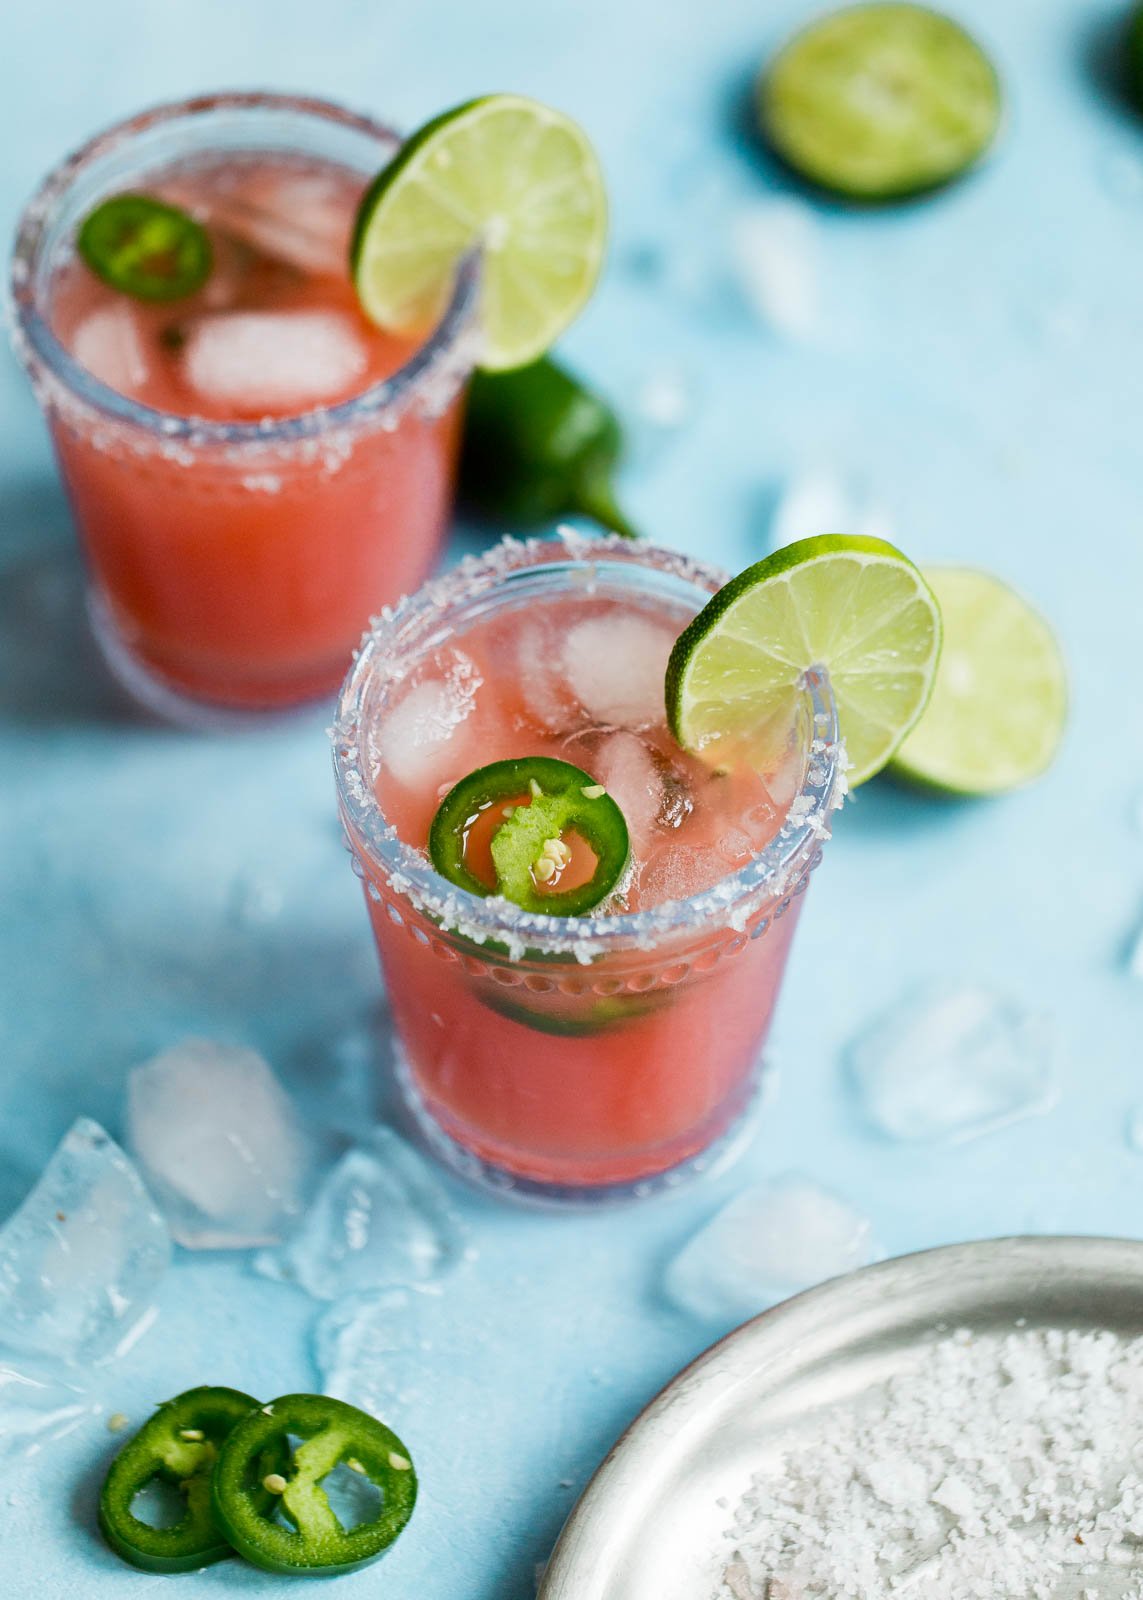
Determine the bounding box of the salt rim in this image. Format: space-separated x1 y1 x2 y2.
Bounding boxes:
332 530 846 961
6 91 481 462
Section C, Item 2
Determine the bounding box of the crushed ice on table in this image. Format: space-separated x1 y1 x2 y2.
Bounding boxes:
562 613 676 728
126 1039 316 1249
730 199 821 342
317 1288 436 1421
769 468 893 550
380 648 483 789
0 1118 170 1368
181 310 368 411
849 985 1060 1143
71 305 149 394
0 1363 91 1460
665 1173 878 1323
256 1126 466 1300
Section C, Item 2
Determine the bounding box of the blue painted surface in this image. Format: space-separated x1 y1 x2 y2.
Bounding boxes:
2 0 1142 1592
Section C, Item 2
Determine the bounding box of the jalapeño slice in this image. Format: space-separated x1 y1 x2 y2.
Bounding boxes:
98 1385 276 1573
78 194 212 302
211 1393 417 1576
429 756 629 916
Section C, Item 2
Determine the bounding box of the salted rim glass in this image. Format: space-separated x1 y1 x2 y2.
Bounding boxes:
8 91 481 453
333 531 844 961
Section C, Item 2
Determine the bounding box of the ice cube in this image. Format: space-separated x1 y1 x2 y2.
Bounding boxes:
71 305 149 394
126 1039 316 1250
256 1126 464 1300
637 843 728 906
379 649 482 790
197 171 352 277
182 310 368 412
316 1287 423 1421
665 1173 878 1322
849 986 1059 1142
516 621 577 732
562 613 675 728
730 199 821 342
0 1118 170 1368
593 732 664 854
770 469 893 550
0 1363 91 1460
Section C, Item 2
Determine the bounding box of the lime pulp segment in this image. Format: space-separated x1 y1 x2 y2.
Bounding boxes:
352 95 607 371
666 535 942 787
889 567 1067 794
759 3 1002 200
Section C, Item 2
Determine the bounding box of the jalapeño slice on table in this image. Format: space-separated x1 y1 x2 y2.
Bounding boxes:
78 194 213 302
429 756 630 916
211 1394 417 1576
99 1385 277 1573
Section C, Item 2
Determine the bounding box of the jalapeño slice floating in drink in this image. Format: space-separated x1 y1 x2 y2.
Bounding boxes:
430 756 630 916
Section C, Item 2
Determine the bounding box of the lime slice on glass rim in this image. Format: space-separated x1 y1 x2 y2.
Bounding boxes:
351 94 607 371
758 3 1002 200
666 535 942 788
889 568 1066 794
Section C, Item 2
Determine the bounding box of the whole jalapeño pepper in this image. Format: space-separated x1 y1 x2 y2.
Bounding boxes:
460 355 639 539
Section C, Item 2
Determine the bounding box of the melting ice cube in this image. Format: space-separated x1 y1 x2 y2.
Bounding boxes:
180 170 353 277
636 843 729 905
0 1118 170 1368
0 1363 91 1460
71 305 149 394
379 649 483 790
849 985 1060 1142
126 1039 316 1249
769 469 893 550
730 199 822 342
593 732 666 854
562 614 676 728
256 1126 464 1300
665 1173 878 1322
182 310 368 412
516 622 578 732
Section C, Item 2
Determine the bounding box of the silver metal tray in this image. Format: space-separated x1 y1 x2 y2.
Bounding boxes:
540 1237 1143 1600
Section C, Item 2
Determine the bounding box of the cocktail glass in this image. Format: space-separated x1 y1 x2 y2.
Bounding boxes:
333 534 842 1203
10 92 479 723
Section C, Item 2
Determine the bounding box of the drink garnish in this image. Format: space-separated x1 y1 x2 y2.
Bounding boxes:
210 1394 416 1575
889 567 1067 794
460 355 639 538
759 3 1002 201
666 534 942 786
351 94 607 371
77 194 213 302
429 756 630 915
98 1386 284 1573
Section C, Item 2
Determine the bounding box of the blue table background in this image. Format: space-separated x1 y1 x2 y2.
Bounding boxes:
2 0 1142 1593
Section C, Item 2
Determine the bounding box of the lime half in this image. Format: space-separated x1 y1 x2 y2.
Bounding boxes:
666 535 942 787
352 95 607 371
759 4 1002 200
889 568 1066 794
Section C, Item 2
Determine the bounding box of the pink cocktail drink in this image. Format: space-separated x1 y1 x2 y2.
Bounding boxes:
335 535 841 1200
11 94 477 719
